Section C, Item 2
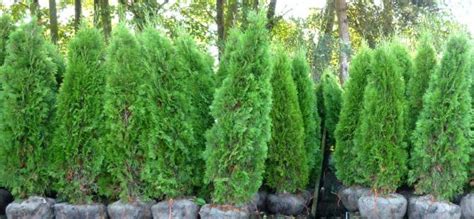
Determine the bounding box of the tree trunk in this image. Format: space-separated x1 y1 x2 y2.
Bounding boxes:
216 0 225 60
49 0 58 44
93 0 100 26
74 0 82 32
266 0 277 30
30 0 40 19
335 0 350 85
101 0 112 40
382 0 394 37
311 128 327 217
312 0 336 82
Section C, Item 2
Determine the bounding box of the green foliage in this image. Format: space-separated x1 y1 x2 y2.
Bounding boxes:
102 25 158 201
45 42 67 87
174 32 215 195
354 45 407 193
406 35 437 141
334 46 372 186
204 12 273 205
0 15 15 65
51 27 106 204
291 50 321 182
389 41 414 87
0 21 57 198
265 47 307 193
321 69 343 147
215 28 241 87
139 27 198 199
409 34 471 200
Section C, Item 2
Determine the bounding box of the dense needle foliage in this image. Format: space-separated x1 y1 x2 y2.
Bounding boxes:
354 45 407 193
266 47 307 193
409 35 471 200
50 27 106 204
0 21 57 198
291 50 321 181
320 69 343 147
140 27 198 199
334 46 372 186
406 35 437 139
390 41 414 86
204 12 273 205
102 26 158 201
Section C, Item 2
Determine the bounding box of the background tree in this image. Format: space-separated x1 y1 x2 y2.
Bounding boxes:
265 47 308 193
0 21 57 198
103 26 158 200
334 45 372 185
409 34 471 200
406 34 436 142
0 15 15 66
335 0 350 84
74 0 81 32
51 27 106 203
291 50 321 183
49 0 58 44
204 12 273 205
354 45 407 192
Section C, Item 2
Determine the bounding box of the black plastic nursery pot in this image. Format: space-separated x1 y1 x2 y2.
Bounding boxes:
6 196 55 219
199 204 251 219
54 203 107 219
408 195 461 219
151 198 199 219
0 189 13 216
107 199 155 219
358 193 407 219
265 190 312 216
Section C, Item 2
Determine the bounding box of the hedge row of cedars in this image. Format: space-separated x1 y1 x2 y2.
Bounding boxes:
0 11 472 208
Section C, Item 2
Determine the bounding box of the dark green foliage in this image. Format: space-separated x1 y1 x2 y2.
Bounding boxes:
470 52 474 190
174 33 215 195
354 45 407 193
265 48 307 193
45 42 66 87
51 27 106 204
406 35 437 140
291 50 321 183
390 41 414 85
409 35 471 200
103 26 158 201
139 28 197 199
0 21 57 198
334 46 372 186
204 12 273 205
0 15 15 66
321 69 343 147
215 28 241 87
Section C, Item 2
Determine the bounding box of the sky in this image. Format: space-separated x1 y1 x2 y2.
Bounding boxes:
2 0 474 34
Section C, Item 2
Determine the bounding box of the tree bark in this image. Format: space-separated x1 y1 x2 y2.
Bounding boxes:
49 0 58 44
30 0 40 19
266 0 277 30
93 0 100 26
74 0 82 32
101 0 112 40
312 0 336 81
335 0 350 85
216 0 225 60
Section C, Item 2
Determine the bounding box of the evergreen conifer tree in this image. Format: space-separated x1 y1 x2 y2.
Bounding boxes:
139 27 198 199
45 42 66 87
204 12 273 205
320 69 343 147
51 27 106 203
409 35 471 200
0 21 57 198
406 35 437 139
265 47 307 193
291 50 321 182
175 33 215 194
390 41 414 85
334 46 372 185
354 45 407 192
103 26 158 200
0 15 15 66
